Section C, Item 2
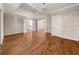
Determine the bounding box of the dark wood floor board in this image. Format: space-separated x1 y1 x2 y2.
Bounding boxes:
0 30 79 55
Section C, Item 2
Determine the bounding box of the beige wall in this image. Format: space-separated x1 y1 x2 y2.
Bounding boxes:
52 10 79 41
4 14 23 35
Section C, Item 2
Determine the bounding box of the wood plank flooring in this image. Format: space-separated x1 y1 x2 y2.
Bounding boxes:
0 30 79 55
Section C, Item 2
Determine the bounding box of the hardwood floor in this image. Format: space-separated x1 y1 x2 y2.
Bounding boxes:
0 30 79 55
29 36 79 55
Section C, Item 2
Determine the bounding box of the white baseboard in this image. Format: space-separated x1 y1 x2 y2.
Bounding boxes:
61 36 79 41
51 34 79 41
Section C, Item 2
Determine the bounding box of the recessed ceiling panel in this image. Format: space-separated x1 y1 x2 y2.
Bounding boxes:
29 3 76 13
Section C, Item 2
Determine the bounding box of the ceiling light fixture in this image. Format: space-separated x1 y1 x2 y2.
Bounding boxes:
42 3 46 4
42 3 46 12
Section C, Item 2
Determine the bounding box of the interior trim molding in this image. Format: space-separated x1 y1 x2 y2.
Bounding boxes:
61 36 79 41
51 4 79 15
4 32 23 37
52 35 79 41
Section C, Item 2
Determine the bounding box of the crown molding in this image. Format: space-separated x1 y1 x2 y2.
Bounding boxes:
51 4 79 15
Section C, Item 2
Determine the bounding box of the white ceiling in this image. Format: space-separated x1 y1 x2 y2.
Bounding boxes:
15 3 46 19
4 3 21 13
29 3 75 14
3 3 78 19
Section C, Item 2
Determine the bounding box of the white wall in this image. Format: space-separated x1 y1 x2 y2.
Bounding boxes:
4 14 23 35
0 3 4 44
51 15 62 37
0 10 1 44
51 10 79 41
37 20 43 30
46 15 51 33
32 20 37 31
61 10 79 41
23 19 33 33
23 19 27 33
